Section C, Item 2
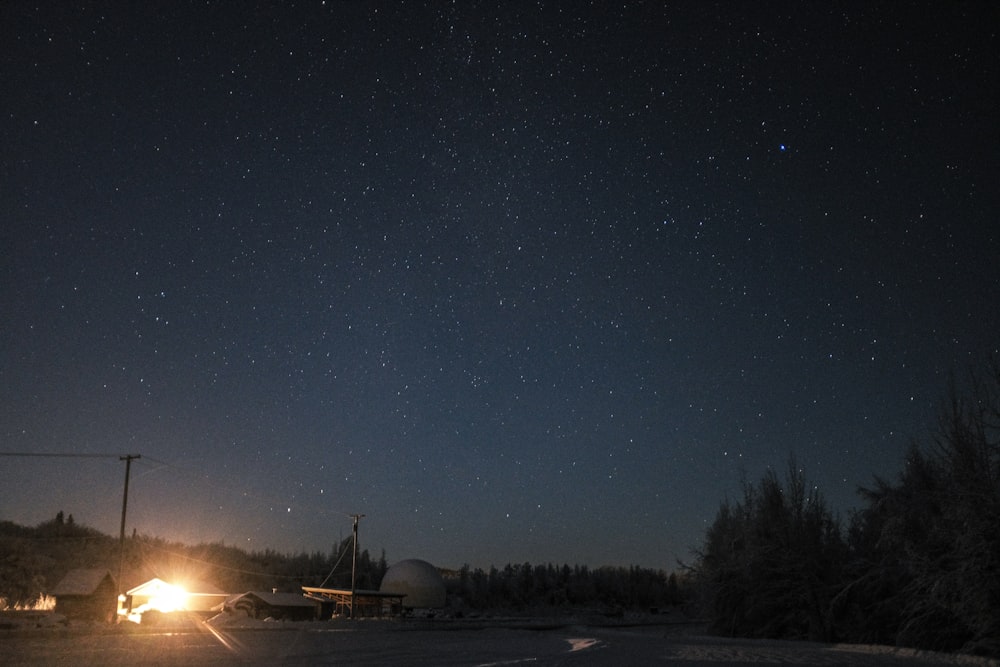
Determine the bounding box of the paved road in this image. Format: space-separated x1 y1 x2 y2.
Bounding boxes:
4 622 994 666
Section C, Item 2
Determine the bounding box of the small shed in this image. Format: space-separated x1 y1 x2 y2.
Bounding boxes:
51 569 117 623
224 591 319 621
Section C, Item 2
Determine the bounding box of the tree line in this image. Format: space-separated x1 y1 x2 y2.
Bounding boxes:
446 561 687 613
691 360 1000 657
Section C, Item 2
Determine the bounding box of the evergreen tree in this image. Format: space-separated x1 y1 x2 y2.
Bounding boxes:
838 363 1000 654
695 458 845 640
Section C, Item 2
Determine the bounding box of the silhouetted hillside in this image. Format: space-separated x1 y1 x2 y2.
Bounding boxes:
0 515 385 608
1 516 690 616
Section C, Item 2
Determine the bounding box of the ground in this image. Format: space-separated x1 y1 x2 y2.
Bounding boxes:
2 611 997 666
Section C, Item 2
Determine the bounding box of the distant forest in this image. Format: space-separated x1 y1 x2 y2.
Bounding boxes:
2 360 997 658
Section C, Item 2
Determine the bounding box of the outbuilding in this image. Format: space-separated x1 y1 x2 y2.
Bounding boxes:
301 586 406 618
224 591 320 621
51 569 117 623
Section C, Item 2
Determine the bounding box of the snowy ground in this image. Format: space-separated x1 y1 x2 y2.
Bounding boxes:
3 612 997 666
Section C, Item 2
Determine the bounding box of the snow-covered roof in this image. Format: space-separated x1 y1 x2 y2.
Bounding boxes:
230 591 317 608
127 577 226 596
51 569 114 596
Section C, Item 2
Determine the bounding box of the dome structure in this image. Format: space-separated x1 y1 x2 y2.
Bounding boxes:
379 559 446 608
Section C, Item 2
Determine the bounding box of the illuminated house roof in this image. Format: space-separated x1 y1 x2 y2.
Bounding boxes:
127 577 225 597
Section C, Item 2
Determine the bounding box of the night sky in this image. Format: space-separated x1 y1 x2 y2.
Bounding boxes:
2 2 997 571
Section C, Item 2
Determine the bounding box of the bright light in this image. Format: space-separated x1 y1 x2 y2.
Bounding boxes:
145 582 188 613
122 580 191 622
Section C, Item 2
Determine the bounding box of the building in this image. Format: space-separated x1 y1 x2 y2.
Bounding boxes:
122 577 229 621
224 591 320 621
51 569 117 623
301 586 406 618
380 559 446 609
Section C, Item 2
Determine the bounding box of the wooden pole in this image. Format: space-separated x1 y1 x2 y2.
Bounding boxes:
117 454 140 615
350 513 365 617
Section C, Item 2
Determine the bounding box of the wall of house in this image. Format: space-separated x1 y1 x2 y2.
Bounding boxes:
55 586 116 623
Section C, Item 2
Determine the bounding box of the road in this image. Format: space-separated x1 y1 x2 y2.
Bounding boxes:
4 620 994 666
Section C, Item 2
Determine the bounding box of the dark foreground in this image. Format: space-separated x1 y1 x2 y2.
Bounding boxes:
4 618 996 666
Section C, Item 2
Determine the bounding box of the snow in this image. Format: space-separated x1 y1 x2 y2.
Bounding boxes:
3 610 998 666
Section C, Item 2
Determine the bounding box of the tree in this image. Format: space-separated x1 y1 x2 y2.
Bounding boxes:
694 458 845 640
839 362 1000 654
0 537 46 609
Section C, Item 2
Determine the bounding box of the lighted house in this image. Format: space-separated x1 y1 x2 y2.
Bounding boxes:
122 577 228 622
51 569 117 623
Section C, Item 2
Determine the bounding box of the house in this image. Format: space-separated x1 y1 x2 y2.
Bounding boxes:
223 591 320 621
51 569 117 623
122 577 229 620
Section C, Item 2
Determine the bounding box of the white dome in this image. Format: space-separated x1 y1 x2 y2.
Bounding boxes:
379 559 446 608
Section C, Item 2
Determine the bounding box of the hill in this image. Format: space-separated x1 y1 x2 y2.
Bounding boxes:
0 514 690 616
0 513 384 608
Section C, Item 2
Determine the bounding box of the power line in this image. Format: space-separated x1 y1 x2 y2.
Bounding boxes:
319 539 353 588
0 452 124 458
136 540 340 580
0 450 142 601
4 451 360 521
130 454 360 521
4 450 362 555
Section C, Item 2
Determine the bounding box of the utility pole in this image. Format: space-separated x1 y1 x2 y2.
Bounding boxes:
350 513 365 618
117 454 140 615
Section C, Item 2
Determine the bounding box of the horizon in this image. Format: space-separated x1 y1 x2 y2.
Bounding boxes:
2 507 694 573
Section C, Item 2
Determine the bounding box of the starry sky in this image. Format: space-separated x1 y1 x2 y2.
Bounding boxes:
2 2 997 571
